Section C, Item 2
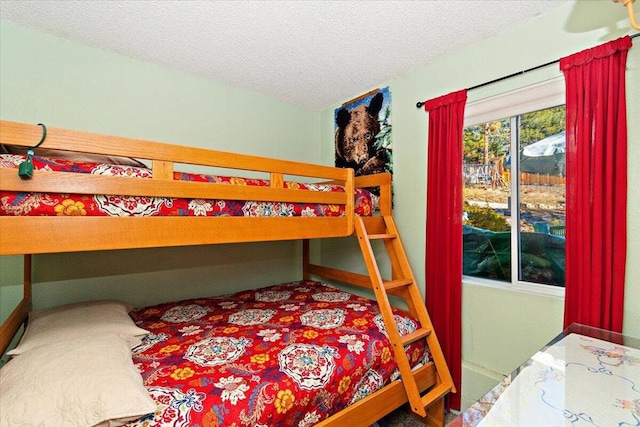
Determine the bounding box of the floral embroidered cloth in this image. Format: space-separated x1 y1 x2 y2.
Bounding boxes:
0 154 377 217
126 280 429 426
469 333 640 426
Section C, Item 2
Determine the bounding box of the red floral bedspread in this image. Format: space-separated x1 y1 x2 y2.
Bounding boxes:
126 280 429 426
0 154 377 217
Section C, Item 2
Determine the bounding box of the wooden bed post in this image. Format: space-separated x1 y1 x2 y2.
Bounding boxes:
409 395 445 426
302 239 311 280
0 254 32 356
24 254 32 301
426 396 445 426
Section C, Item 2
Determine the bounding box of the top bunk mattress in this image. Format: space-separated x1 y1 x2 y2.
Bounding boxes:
0 154 378 218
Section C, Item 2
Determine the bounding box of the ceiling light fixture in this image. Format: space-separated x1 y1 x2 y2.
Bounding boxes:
613 0 640 30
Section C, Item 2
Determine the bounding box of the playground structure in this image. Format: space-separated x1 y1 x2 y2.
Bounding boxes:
464 158 565 189
464 131 567 189
463 156 509 188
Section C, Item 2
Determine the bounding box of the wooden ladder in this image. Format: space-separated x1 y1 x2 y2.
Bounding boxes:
354 215 454 422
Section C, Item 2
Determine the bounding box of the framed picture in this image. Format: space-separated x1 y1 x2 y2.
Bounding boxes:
334 87 393 187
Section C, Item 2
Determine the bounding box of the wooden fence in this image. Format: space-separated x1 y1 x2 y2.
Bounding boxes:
518 171 565 186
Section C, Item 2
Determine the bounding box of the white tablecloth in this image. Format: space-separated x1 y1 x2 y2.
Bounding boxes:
477 333 640 426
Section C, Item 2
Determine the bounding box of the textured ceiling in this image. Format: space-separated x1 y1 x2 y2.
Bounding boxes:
0 0 572 110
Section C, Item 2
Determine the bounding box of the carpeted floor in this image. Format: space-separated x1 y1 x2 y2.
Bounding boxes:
375 406 459 426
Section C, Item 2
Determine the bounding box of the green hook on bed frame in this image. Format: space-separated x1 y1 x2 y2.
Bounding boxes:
18 123 47 180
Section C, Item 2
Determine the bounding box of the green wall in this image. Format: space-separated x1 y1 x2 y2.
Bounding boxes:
320 0 639 409
0 21 321 315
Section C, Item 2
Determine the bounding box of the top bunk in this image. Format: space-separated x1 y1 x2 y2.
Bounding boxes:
0 120 392 255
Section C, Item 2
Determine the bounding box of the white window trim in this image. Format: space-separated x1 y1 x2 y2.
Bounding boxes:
463 76 566 299
465 77 565 127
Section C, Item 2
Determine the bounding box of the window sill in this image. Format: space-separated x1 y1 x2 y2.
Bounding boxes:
462 275 565 299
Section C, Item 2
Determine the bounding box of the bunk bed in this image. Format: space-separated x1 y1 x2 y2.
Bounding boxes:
0 120 453 427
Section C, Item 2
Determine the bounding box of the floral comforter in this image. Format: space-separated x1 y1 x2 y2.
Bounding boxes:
0 154 377 217
127 280 429 426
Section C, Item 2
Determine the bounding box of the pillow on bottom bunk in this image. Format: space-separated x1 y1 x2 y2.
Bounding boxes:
0 334 156 427
6 300 149 356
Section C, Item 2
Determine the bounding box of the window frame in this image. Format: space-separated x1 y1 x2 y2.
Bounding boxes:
463 77 566 298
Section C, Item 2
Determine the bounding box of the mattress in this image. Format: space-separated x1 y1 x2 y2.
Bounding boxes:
0 154 377 217
126 280 430 426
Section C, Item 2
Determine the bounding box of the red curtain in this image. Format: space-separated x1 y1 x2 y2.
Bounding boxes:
560 36 631 333
424 89 467 411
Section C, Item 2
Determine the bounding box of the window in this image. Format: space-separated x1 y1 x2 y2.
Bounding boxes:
462 78 566 294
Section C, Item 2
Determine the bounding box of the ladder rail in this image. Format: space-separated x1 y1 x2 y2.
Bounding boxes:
353 215 455 422
378 216 455 392
354 216 426 415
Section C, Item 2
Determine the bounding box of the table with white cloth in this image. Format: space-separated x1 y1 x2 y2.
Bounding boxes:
448 323 640 426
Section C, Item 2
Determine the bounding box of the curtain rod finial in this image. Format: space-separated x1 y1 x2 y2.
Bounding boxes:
416 101 425 109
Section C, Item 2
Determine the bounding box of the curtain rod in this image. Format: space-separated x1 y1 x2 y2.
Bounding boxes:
415 32 639 109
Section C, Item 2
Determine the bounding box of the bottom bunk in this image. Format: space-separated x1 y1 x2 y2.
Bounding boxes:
0 216 453 426
0 279 440 427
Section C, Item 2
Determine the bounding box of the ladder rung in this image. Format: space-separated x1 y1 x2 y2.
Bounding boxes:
400 327 432 346
383 278 413 290
367 233 397 240
354 215 454 418
420 382 453 407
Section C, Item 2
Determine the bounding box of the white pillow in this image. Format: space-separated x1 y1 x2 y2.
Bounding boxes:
7 300 149 356
0 334 156 427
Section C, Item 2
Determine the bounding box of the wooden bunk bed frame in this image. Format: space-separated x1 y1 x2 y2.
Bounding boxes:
0 120 453 427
